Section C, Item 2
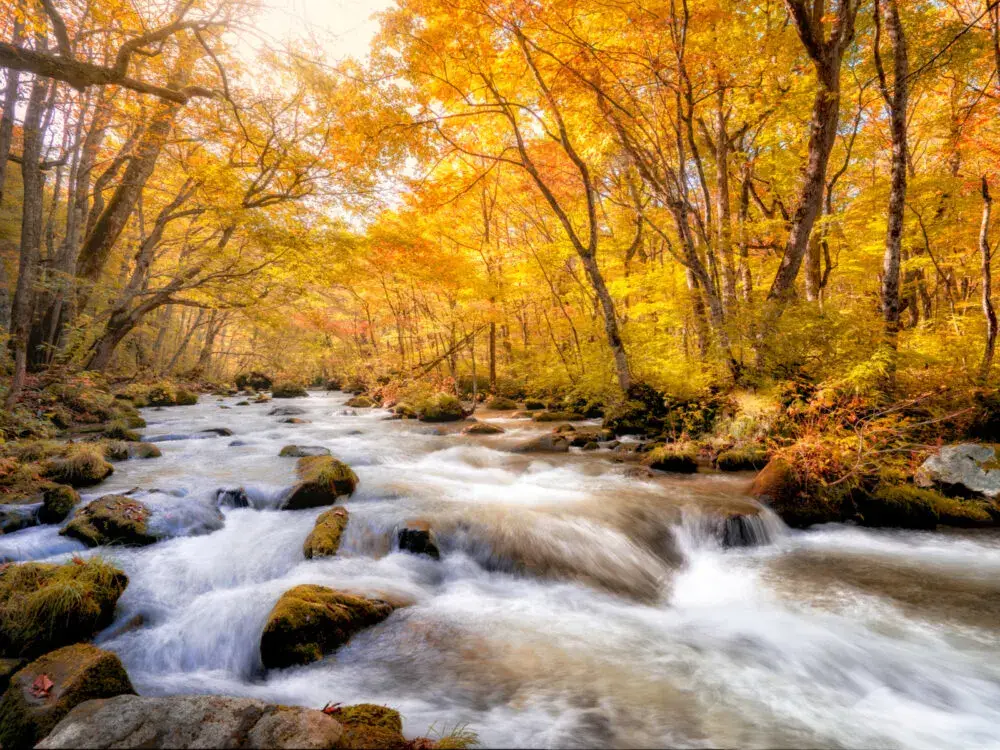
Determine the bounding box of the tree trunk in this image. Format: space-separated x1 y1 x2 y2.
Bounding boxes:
980 178 996 383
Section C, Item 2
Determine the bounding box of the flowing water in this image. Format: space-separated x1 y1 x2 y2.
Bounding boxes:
3 391 1000 748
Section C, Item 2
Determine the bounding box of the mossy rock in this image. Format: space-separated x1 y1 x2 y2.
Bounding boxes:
346 395 375 408
856 486 940 530
147 384 177 407
39 484 80 524
512 434 570 453
235 371 273 391
391 403 417 419
259 584 394 669
417 393 464 423
602 400 656 436
43 446 114 488
642 443 698 473
532 411 585 423
485 397 518 411
102 421 140 442
102 441 131 462
461 422 504 435
272 382 309 398
524 399 545 411
0 643 134 749
279 445 331 458
129 443 161 459
60 496 157 547
749 457 851 528
303 507 349 559
284 457 359 510
582 441 599 451
933 495 998 527
716 445 769 472
174 389 198 406
0 559 128 659
398 523 440 559
335 704 406 750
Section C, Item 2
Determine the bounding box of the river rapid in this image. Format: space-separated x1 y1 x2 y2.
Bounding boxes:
2 391 999 749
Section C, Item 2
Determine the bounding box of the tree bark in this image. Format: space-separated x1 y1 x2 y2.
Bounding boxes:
980 178 996 383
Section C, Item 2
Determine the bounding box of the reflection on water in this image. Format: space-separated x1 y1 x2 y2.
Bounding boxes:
2 391 999 748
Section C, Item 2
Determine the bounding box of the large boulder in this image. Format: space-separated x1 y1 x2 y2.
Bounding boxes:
259 585 394 669
39 484 80 524
749 457 850 528
303 507 349 559
416 393 464 423
0 560 128 659
60 495 157 547
915 443 1000 498
642 443 698 473
272 382 308 398
36 694 343 749
0 644 134 749
284 456 358 510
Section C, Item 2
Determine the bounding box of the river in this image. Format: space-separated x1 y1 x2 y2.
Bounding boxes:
2 390 999 748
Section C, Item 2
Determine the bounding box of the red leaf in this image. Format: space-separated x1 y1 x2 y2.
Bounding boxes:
30 674 54 698
322 702 342 715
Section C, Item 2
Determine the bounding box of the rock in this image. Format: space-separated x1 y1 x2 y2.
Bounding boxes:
0 657 24 694
253 394 271 404
43 447 114 488
128 442 161 459
511 434 571 453
346 395 375 408
532 410 585 422
201 427 234 437
284 456 359 510
60 495 157 547
303 507 349 559
102 421 140 442
553 423 576 433
102 441 131 462
235 371 273 391
229 440 251 447
642 443 698 473
37 694 343 749
279 445 331 458
417 393 464 423
0 644 134 749
272 382 308 398
215 487 250 508
259 585 394 669
283 417 311 424
623 465 656 480
602 400 656 436
485 397 518 410
269 406 307 417
856 486 940 530
0 559 128 659
568 430 611 447
749 457 850 528
174 389 198 406
461 422 504 435
0 502 40 533
236 400 250 406
391 403 417 419
524 399 546 410
582 441 599 451
915 443 1000 498
716 445 769 472
398 522 440 559
39 485 80 524
335 704 406 750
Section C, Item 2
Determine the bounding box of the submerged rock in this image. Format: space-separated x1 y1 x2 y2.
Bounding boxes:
39 484 80 524
398 522 440 559
303 506 349 559
282 417 311 424
269 406 307 417
916 443 1000 498
284 456 359 510
215 487 250 509
279 445 331 458
60 495 157 547
259 584 394 669
0 560 128 659
461 422 504 435
0 644 134 749
36 694 343 749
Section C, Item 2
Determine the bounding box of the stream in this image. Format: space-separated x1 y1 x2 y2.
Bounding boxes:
2 390 999 749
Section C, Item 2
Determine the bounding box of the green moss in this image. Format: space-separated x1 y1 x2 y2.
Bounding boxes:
716 445 769 472
103 440 131 462
147 384 177 407
174 389 199 406
43 445 114 488
532 411 584 422
259 584 393 669
39 485 79 524
60 495 156 547
337 704 403 734
485 397 518 410
303 507 349 559
346 395 375 408
0 559 128 659
417 393 464 423
285 456 359 510
103 420 139 442
337 723 408 750
642 443 698 473
272 382 308 398
858 486 940 530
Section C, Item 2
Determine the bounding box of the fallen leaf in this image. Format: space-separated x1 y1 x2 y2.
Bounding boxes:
30 674 54 698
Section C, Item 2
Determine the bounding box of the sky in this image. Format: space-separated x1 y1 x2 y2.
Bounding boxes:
245 0 395 62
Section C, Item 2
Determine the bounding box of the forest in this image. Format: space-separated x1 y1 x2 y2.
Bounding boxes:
0 0 999 749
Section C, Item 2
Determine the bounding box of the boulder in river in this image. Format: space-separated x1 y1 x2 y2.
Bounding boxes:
346 395 375 408
416 393 464 423
749 457 850 528
915 443 1000 498
284 456 358 510
269 405 307 417
303 506 349 559
398 521 440 559
0 644 134 749
259 584 394 669
334 704 406 750
279 445 331 458
215 487 250 508
462 422 504 435
42 446 114 488
39 484 80 524
512 434 571 453
642 443 698 473
0 559 128 659
128 442 161 459
485 396 518 410
235 371 273 391
716 445 769 472
60 495 157 547
283 417 311 424
272 382 309 398
37 694 343 749
532 410 585 422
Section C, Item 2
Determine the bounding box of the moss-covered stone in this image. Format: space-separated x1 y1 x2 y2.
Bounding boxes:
0 643 134 749
60 496 157 547
524 399 545 410
582 441 599 451
235 371 274 391
129 442 161 459
147 384 177 407
102 441 131 462
512 434 571 453
337 704 403 734
933 495 998 527
397 522 440 559
856 486 940 530
532 411 585 423
716 445 769 472
279 445 331 458
485 397 518 411
335 704 406 750
303 507 349 559
346 395 375 408
642 443 698 473
284 456 359 510
417 393 464 423
259 585 394 669
273 382 309 398
39 484 80 524
43 445 114 488
174 389 199 406
103 420 140 442
749 457 852 528
0 559 128 659
461 422 504 435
